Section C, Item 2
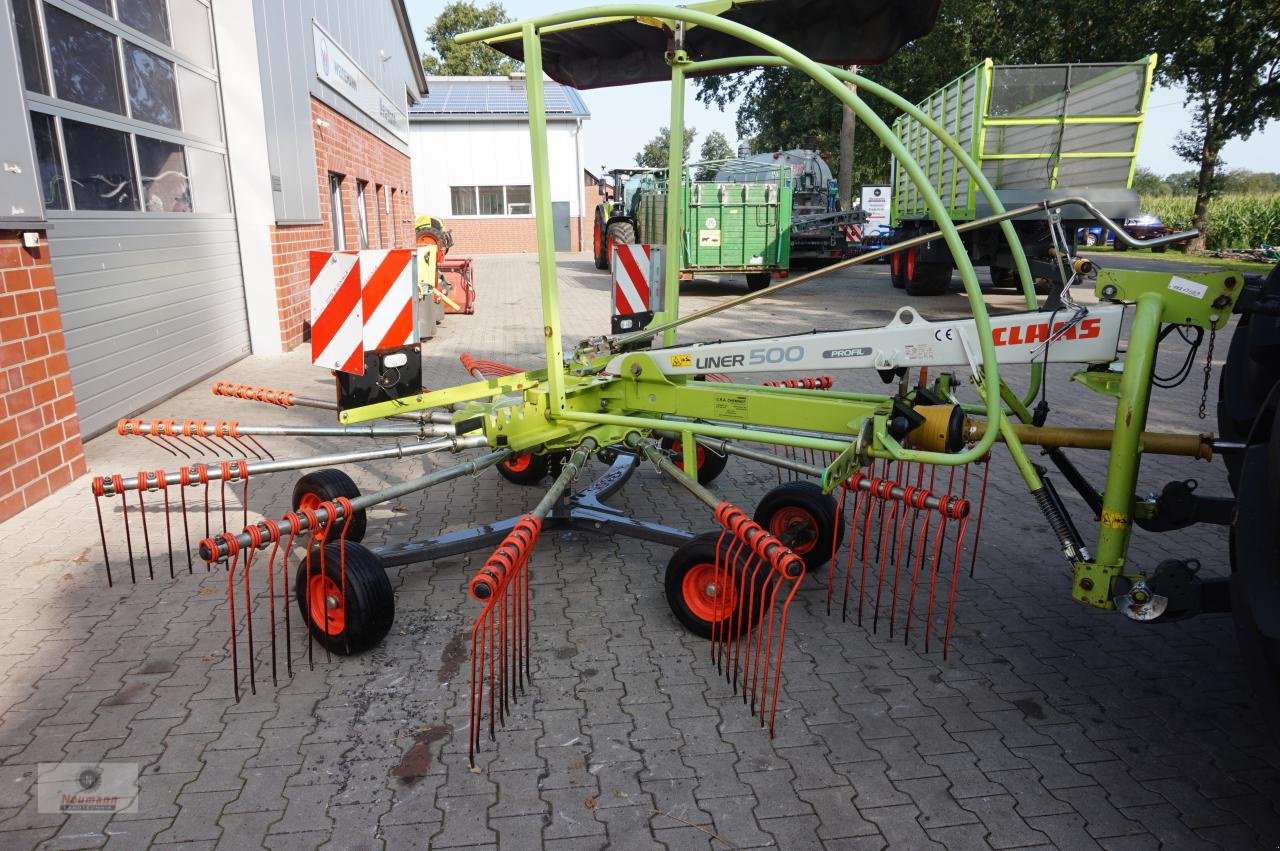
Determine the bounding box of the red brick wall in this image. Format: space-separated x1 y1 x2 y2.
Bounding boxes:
446 215 586 255
269 99 416 350
0 231 86 522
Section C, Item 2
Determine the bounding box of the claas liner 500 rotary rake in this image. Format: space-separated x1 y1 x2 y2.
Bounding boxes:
86 1 1280 759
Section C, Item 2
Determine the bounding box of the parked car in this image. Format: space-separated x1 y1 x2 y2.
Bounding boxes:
1076 214 1183 253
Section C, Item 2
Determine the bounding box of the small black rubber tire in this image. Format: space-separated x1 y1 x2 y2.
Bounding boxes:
665 531 766 640
292 469 366 543
606 220 637 249
294 540 394 655
592 207 609 270
746 272 772 291
753 480 844 573
660 437 728 485
496 451 566 486
905 260 952 296
1112 239 1129 252
1152 244 1168 253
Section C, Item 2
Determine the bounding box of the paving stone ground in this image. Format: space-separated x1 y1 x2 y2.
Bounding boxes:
0 252 1277 850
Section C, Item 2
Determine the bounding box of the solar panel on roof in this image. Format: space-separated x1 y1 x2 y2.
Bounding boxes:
410 79 588 117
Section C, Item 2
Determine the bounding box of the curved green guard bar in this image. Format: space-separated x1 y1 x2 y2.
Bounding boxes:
680 55 1045 410
458 5 1005 467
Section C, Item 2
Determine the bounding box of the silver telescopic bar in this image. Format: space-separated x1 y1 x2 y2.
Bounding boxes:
97 435 489 495
198 443 511 561
531 438 598 519
605 195 1197 352
118 421 443 438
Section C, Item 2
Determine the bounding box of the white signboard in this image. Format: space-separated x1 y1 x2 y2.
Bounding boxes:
313 22 409 143
860 184 892 236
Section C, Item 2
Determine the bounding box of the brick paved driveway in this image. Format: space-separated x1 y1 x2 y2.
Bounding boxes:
0 253 1277 849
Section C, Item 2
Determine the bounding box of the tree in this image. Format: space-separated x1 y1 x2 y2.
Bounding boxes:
1133 167 1172 196
1160 0 1279 248
695 131 734 179
635 126 697 169
421 2 518 76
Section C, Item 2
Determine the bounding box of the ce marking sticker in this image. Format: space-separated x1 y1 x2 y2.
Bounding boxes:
933 328 956 341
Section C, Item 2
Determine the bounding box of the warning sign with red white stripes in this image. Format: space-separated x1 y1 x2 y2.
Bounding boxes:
611 243 653 315
309 251 364 375
841 223 863 243
309 249 416 375
359 249 415 352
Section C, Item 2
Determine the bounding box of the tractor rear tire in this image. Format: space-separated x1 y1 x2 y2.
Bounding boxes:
746 272 772 291
660 437 728 485
292 469 366 543
294 540 394 655
753 481 844 574
592 207 609 270
665 531 766 640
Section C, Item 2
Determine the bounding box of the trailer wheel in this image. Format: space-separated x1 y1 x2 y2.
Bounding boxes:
890 253 906 289
753 481 844 573
293 469 366 542
1112 238 1129 252
660 437 728 485
295 540 393 655
904 247 952 296
665 532 766 639
746 272 772 291
988 265 1018 289
592 207 609 270
496 451 567 486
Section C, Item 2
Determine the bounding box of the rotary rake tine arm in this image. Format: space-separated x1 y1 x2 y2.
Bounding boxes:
191 444 510 702
466 438 596 767
90 435 490 587
212 381 446 423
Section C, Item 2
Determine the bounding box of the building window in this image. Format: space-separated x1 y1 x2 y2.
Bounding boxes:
506 185 532 215
374 184 385 247
124 43 180 129
116 0 171 45
137 136 190 211
63 119 138 211
356 180 370 248
450 185 533 217
30 112 67 210
329 173 346 250
14 0 228 215
45 4 125 115
12 0 48 94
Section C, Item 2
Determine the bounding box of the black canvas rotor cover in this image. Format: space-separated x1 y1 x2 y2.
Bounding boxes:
486 0 941 90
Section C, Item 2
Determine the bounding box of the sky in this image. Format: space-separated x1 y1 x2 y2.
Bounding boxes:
405 0 1279 177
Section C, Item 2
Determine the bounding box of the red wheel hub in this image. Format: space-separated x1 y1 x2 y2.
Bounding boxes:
503 453 533 473
298 491 322 512
768 506 819 554
906 247 917 281
670 440 706 472
307 574 345 635
682 562 736 623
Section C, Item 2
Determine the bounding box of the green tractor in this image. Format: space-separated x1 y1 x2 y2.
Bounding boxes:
591 168 653 269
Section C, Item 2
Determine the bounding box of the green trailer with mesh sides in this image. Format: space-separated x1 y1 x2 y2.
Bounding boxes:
635 168 793 292
889 55 1158 296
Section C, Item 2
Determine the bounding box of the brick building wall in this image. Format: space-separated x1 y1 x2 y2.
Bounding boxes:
0 232 86 522
269 99 415 350
445 213 586 256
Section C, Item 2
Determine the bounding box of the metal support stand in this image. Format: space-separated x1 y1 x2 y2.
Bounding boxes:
375 454 694 568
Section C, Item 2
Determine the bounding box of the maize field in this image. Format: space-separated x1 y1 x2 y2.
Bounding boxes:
1140 193 1280 249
